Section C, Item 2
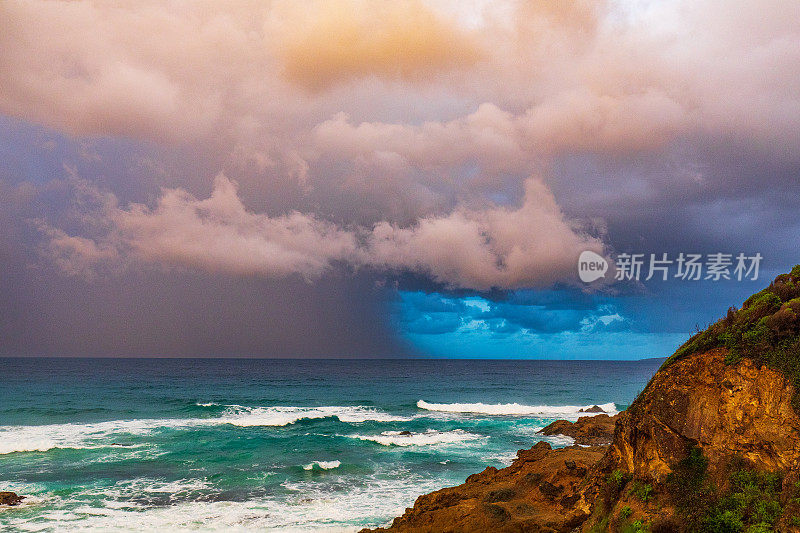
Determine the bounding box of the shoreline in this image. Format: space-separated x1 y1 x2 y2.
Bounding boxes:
362 414 617 532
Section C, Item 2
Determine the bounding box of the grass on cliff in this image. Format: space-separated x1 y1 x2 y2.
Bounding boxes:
662 264 800 410
667 448 786 533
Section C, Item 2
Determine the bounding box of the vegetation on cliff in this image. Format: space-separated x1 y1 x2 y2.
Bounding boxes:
662 448 791 532
664 265 800 408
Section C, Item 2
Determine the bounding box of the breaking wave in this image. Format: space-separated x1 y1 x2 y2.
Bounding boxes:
302 460 341 470
351 429 486 447
0 405 411 454
416 400 617 419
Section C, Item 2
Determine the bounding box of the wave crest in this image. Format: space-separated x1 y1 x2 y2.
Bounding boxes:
216 405 412 427
416 400 617 419
351 429 485 447
302 460 341 470
0 405 411 454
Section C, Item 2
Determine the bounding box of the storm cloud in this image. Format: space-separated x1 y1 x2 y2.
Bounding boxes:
1 0 798 356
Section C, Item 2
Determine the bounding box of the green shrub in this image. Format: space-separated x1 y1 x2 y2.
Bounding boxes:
621 519 649 533
630 481 653 502
742 290 781 312
700 509 743 533
744 523 773 533
602 469 631 511
620 505 633 519
667 448 784 532
608 469 627 488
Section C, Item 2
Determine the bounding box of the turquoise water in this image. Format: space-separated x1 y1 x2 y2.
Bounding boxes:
0 357 662 531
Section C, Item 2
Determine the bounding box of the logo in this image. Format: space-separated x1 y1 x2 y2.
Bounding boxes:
578 250 609 283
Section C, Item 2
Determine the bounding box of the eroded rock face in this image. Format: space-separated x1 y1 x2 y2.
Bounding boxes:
604 348 800 482
364 442 606 533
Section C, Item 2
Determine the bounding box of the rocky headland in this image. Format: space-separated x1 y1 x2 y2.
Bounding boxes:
539 413 617 447
367 266 800 532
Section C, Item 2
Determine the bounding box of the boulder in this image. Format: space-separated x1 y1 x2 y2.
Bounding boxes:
0 492 23 506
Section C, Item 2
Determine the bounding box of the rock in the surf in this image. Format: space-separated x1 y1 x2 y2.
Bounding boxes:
0 492 23 506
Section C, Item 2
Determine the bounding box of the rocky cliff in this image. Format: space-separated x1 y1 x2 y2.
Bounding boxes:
586 347 800 532
369 267 800 532
604 348 800 482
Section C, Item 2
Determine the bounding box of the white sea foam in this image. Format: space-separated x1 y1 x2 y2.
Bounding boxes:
215 405 412 427
351 429 486 447
416 400 617 419
0 405 411 454
1 400 579 455
0 419 189 454
482 451 519 466
1 472 446 532
511 425 577 447
303 460 341 471
4 399 576 454
540 434 577 447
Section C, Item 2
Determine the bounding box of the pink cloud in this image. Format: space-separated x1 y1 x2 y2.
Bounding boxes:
41 174 602 290
6 0 800 292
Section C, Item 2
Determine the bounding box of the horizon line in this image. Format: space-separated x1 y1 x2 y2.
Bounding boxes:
0 355 668 362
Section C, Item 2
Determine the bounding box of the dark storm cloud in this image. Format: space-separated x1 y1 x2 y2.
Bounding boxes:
0 178 411 357
0 240 412 358
551 139 800 270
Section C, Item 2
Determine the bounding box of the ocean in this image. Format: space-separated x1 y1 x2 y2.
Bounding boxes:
0 357 662 531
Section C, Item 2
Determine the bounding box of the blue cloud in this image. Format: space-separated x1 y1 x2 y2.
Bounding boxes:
394 289 632 340
392 288 709 358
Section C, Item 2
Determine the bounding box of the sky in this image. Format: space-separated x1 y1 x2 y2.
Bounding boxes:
1 0 799 358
